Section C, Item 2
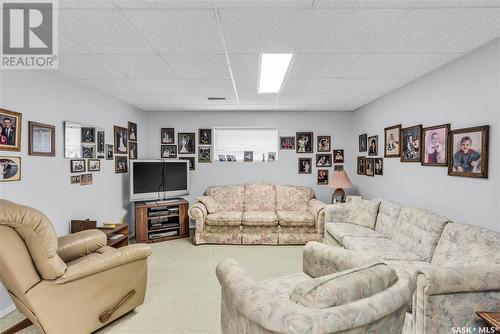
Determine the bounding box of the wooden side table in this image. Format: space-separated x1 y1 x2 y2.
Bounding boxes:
98 224 129 248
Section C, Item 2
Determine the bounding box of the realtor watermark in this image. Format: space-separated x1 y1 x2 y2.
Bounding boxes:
450 326 496 333
1 0 58 69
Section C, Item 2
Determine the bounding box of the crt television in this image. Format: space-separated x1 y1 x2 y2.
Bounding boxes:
130 160 189 202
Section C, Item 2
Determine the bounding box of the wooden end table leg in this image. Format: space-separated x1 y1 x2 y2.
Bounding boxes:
1 318 32 334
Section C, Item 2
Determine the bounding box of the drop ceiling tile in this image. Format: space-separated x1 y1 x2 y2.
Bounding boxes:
115 0 315 9
204 105 241 111
97 55 177 79
114 94 159 105
342 53 462 78
58 33 88 54
59 55 124 79
82 79 147 94
59 0 116 9
238 94 278 105
59 10 154 54
228 54 259 78
308 94 358 105
163 54 230 79
122 9 224 53
329 78 411 94
219 8 311 53
133 79 191 94
206 93 238 105
281 78 337 94
139 104 174 111
182 79 235 94
288 54 359 78
277 94 315 104
233 78 258 94
315 0 417 8
150 94 207 105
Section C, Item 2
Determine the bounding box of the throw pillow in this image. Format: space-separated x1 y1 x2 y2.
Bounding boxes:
290 262 397 308
346 199 381 229
197 196 220 214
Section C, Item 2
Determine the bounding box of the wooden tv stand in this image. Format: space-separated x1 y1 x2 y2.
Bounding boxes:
135 199 189 243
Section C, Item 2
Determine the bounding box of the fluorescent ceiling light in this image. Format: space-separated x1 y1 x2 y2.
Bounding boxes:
258 53 293 94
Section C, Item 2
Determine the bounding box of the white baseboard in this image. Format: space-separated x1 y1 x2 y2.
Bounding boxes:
0 303 15 318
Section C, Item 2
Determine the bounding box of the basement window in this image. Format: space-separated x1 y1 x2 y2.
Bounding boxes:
213 126 279 162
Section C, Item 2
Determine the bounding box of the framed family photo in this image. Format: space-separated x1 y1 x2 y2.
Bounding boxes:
70 159 85 173
375 158 383 175
316 154 332 167
334 165 344 171
70 175 81 184
88 159 101 172
448 125 489 178
81 127 95 143
333 149 344 163
280 136 295 150
161 128 174 144
128 121 137 141
365 158 375 176
0 156 21 182
359 134 367 152
82 144 96 159
0 109 22 152
199 146 212 163
105 145 114 160
161 145 177 158
296 132 313 153
384 124 401 158
199 129 212 145
298 158 312 174
114 126 128 154
244 151 253 162
97 131 105 158
317 170 329 185
401 125 422 162
317 136 331 152
178 133 195 154
179 156 195 170
357 156 365 175
368 135 378 156
115 156 128 174
129 142 138 160
422 124 450 167
80 173 93 186
28 121 55 157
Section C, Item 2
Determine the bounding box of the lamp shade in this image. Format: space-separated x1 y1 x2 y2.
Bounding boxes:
328 171 352 189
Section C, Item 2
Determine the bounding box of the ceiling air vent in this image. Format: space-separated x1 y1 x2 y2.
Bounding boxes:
207 97 226 101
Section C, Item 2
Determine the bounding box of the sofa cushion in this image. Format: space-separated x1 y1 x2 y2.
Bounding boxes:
392 207 449 262
346 199 381 229
374 199 402 238
277 211 315 227
342 236 422 261
276 185 314 211
325 223 383 244
431 223 500 266
206 211 243 226
206 185 244 211
244 182 276 211
260 272 312 302
242 211 278 226
290 262 397 308
197 195 219 214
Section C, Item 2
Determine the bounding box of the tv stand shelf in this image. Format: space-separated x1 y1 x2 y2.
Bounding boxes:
135 199 189 243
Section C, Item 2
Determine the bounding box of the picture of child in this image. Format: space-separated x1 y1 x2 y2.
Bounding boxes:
453 136 481 173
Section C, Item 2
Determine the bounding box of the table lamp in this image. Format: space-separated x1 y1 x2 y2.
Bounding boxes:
328 170 352 203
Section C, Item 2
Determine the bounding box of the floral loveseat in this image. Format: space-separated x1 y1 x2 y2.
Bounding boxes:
188 182 326 245
324 199 500 334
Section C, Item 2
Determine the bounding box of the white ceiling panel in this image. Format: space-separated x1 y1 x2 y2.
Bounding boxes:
133 79 191 94
228 54 259 78
330 78 412 94
151 94 208 105
114 94 160 105
288 54 359 78
281 78 336 94
183 79 235 94
59 0 116 9
115 0 315 9
59 10 154 54
219 8 311 53
233 78 258 94
123 9 225 53
163 54 230 79
83 79 147 94
238 94 278 105
59 55 124 79
97 55 177 79
58 34 88 54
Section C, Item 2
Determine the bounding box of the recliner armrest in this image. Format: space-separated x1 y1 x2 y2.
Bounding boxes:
55 244 152 284
57 230 108 263
188 202 208 230
308 199 326 233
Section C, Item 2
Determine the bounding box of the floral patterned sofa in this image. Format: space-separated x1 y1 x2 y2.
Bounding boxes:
188 182 326 245
324 198 500 334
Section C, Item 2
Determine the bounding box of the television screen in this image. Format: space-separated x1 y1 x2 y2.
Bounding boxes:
130 160 189 201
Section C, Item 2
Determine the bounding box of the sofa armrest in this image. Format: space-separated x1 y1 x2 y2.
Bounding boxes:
308 199 326 233
302 241 377 278
57 230 108 263
324 203 348 224
188 202 208 230
55 244 152 284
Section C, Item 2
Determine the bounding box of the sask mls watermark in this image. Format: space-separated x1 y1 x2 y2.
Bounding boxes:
1 0 58 69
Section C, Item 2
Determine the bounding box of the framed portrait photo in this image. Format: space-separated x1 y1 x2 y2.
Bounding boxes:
359 134 367 152
296 132 313 153
114 126 128 154
317 169 329 185
280 136 295 150
375 158 383 175
401 125 422 162
128 121 137 141
70 175 81 184
199 146 212 163
422 124 450 167
365 158 375 177
244 151 253 162
198 128 212 145
28 121 55 157
129 141 138 160
0 156 21 182
448 125 489 178
178 132 195 154
316 154 332 167
384 124 401 158
298 158 312 174
161 145 177 158
115 155 128 174
161 128 175 144
334 165 344 171
82 144 96 159
80 173 93 186
70 159 86 173
333 149 344 163
81 127 95 143
105 144 114 160
88 159 101 172
0 109 22 152
317 136 331 152
179 156 195 170
357 156 366 175
97 131 105 158
368 135 378 156
268 152 276 162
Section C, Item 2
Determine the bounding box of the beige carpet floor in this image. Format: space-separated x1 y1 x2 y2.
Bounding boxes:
0 237 304 334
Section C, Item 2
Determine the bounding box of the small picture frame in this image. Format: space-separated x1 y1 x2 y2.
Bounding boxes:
298 158 312 174
226 155 236 162
384 124 401 158
357 156 366 175
422 124 450 167
114 126 128 154
333 149 344 163
88 159 101 172
448 125 489 178
82 144 96 159
368 135 378 156
198 129 212 145
105 144 114 160
0 156 21 182
267 152 276 162
401 125 422 162
115 155 128 174
244 151 253 162
128 121 137 141
81 127 95 143
178 132 195 154
316 154 332 167
179 156 195 170
317 169 329 185
70 175 81 184
365 158 375 176
218 154 226 162
0 109 22 152
161 145 177 158
97 131 105 159
334 165 344 171
70 159 86 173
28 121 55 157
80 173 93 186
359 134 367 152
129 141 138 160
199 146 212 163
280 136 295 150
317 136 331 152
375 158 383 175
296 132 313 153
161 128 175 144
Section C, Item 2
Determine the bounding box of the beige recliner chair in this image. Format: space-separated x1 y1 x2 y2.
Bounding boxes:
0 200 152 334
